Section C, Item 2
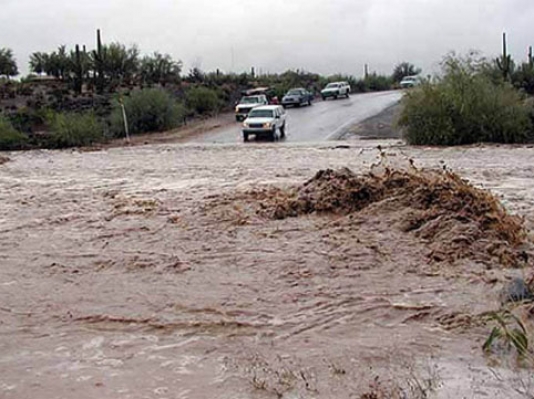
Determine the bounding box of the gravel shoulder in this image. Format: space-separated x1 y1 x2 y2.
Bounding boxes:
339 101 403 140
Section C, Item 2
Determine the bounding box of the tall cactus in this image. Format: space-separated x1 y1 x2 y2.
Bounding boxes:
496 32 513 81
529 46 533 68
93 29 105 94
73 44 83 94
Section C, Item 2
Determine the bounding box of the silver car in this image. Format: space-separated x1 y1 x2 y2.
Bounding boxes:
242 105 287 142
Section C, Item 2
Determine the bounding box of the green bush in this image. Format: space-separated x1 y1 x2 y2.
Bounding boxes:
185 86 222 115
398 55 533 146
47 111 104 148
0 114 27 150
110 88 185 137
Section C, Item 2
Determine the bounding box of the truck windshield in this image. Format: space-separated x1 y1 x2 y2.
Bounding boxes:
248 110 274 118
326 83 339 88
240 97 260 104
287 90 302 96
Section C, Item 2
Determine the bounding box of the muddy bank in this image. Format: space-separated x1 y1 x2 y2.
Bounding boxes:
339 102 402 140
1 142 534 398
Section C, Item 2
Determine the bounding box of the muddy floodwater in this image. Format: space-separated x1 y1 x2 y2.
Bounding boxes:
1 141 534 398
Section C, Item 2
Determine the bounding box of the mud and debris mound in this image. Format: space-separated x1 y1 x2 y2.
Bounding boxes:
0 155 10 165
268 167 530 267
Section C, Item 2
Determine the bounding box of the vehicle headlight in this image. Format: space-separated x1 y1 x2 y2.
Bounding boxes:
243 122 249 128
235 107 239 113
263 122 272 129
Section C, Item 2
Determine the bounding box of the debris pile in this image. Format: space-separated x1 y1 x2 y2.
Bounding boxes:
268 167 529 266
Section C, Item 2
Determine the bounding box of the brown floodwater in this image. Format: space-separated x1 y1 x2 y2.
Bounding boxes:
1 141 534 398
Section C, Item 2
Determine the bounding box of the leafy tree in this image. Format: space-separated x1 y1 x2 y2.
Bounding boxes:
140 53 182 86
29 52 47 75
55 45 70 80
100 43 140 87
37 46 71 79
0 48 18 79
392 62 421 83
187 67 205 83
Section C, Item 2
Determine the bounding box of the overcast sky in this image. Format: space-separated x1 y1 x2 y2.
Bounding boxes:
1 0 533 77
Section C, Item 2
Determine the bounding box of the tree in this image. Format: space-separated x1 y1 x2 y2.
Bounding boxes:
100 43 139 87
187 67 205 83
392 62 421 83
140 52 182 86
0 48 18 79
29 52 47 75
37 46 71 79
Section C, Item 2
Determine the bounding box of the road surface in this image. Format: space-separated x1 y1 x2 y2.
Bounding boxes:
189 90 403 143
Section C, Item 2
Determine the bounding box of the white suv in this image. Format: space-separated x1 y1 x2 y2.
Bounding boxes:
235 95 269 121
321 81 351 100
242 105 287 142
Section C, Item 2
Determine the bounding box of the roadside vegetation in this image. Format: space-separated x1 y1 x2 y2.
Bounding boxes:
399 36 534 146
0 30 404 151
109 89 186 137
3 30 532 150
46 111 104 148
0 113 27 150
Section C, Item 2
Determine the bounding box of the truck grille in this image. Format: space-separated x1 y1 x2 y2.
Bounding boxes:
249 123 264 128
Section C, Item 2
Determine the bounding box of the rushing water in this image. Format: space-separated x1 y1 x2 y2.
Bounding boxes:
1 141 533 398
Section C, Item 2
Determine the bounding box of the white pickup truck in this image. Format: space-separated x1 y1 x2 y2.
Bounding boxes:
242 105 287 142
235 94 269 121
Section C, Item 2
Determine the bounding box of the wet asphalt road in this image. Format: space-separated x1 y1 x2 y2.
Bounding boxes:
189 90 403 143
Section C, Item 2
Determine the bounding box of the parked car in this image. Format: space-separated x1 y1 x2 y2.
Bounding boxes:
281 88 313 108
242 105 287 142
235 94 269 121
399 75 422 88
321 82 351 100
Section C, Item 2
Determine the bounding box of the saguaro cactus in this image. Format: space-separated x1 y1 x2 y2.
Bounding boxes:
93 29 105 94
73 44 83 94
496 32 513 81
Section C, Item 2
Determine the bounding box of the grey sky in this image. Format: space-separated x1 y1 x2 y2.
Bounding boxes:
1 0 533 77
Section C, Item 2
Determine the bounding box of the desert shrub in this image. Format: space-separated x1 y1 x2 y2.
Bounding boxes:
512 63 534 95
364 73 394 92
185 86 222 115
109 88 185 137
0 114 27 150
398 55 533 145
7 107 49 134
46 111 104 148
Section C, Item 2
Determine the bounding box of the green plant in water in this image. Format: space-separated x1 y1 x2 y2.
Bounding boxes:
483 311 529 358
